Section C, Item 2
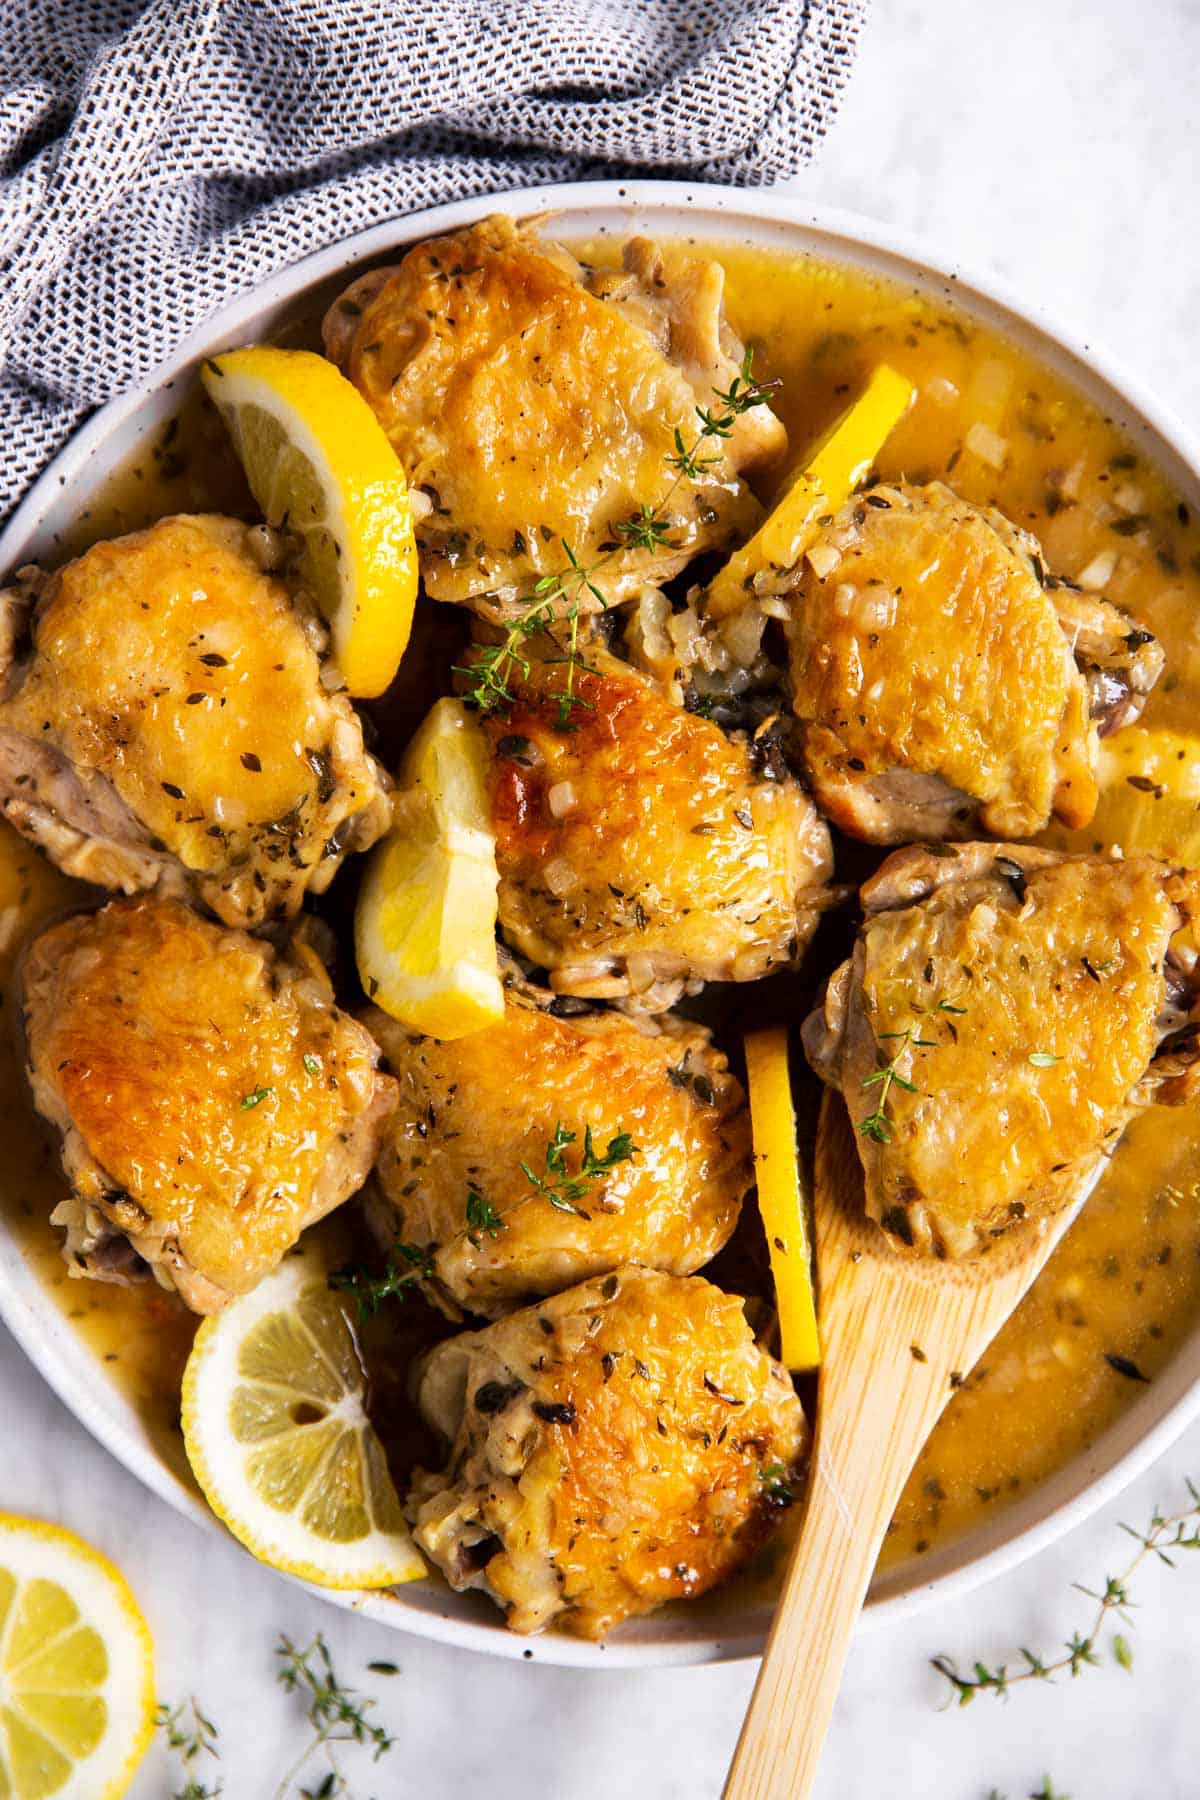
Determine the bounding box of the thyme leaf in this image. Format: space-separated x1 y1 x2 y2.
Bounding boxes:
858 1021 933 1142
465 1188 505 1247
932 1481 1200 1707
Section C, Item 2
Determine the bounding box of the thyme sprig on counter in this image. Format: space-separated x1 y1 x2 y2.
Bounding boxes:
457 349 778 727
989 1782 1073 1800
932 1481 1200 1706
160 1697 222 1799
273 1633 394 1799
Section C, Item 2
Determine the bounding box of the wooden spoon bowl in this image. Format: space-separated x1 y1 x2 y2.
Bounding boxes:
725 1090 1102 1799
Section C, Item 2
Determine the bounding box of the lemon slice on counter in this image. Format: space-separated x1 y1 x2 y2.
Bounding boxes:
0 1514 155 1800
181 1251 426 1590
1085 727 1200 866
744 1027 821 1372
355 696 504 1040
707 364 915 616
201 346 417 698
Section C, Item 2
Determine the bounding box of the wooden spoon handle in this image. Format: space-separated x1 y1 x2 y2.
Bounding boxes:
724 1288 953 1799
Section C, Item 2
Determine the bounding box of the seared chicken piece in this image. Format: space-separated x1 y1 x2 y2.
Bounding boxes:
21 896 397 1312
0 516 391 927
803 844 1200 1258
408 1266 806 1637
784 483 1163 843
478 649 834 1009
322 217 785 621
364 985 750 1316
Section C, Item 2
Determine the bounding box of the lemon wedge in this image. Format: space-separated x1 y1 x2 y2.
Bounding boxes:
355 696 504 1040
744 1027 821 1372
181 1251 426 1590
201 346 417 698
0 1514 155 1799
1085 727 1200 866
707 364 915 616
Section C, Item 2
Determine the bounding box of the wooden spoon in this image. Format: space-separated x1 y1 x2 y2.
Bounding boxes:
725 1090 1101 1799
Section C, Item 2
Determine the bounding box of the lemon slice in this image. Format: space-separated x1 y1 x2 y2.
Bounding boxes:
0 1515 155 1800
707 364 915 616
201 346 417 698
744 1027 821 1372
181 1251 426 1590
356 696 504 1040
1085 727 1200 866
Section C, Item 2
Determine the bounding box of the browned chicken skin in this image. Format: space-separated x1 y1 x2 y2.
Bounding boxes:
785 483 1163 843
479 648 834 1010
0 516 391 927
20 896 397 1312
364 984 750 1317
803 844 1200 1258
322 217 786 621
408 1266 806 1637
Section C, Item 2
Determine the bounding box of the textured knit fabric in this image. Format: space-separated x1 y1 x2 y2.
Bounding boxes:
0 0 867 522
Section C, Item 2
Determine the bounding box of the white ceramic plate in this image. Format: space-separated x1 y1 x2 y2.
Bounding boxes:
3 180 1199 1668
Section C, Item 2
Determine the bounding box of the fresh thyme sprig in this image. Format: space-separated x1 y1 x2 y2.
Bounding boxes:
858 1023 932 1144
328 1241 433 1323
932 1481 1200 1706
465 1188 504 1246
158 1697 222 1799
989 1782 1072 1800
456 349 778 726
273 1633 395 1800
519 1121 638 1219
857 996 965 1144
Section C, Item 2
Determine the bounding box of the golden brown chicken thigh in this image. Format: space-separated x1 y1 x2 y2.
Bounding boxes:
0 515 391 927
21 896 397 1312
364 985 750 1316
784 483 1163 843
479 649 834 1009
803 844 1200 1258
322 217 785 621
408 1267 806 1636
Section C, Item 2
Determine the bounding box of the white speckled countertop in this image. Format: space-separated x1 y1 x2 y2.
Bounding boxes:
6 2 1200 1795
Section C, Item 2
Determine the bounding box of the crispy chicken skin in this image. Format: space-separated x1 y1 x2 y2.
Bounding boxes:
803 845 1200 1258
0 516 391 927
20 896 397 1312
364 987 750 1316
407 1267 806 1637
322 217 785 621
785 483 1163 843
480 650 834 1009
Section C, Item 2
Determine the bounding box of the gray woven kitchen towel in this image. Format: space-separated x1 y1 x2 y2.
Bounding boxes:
0 0 867 524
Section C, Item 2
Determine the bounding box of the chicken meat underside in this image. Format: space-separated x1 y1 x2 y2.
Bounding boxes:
783 482 1164 844
20 896 397 1312
322 216 787 619
0 515 391 928
364 986 751 1316
803 843 1200 1258
478 646 834 1011
407 1266 807 1637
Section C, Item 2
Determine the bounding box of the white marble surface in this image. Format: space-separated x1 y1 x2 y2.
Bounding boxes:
6 1 1200 1795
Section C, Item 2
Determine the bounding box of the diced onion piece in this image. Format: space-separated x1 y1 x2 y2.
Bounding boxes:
1077 548 1119 590
833 582 858 618
1059 456 1087 501
965 421 1009 470
743 1027 820 1372
542 857 579 897
547 780 577 819
1113 480 1145 514
805 540 842 580
925 375 960 408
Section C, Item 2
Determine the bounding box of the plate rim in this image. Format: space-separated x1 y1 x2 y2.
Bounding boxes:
3 175 1199 1669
